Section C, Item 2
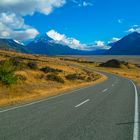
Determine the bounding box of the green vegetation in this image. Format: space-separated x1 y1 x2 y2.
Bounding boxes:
47 73 64 83
0 60 18 85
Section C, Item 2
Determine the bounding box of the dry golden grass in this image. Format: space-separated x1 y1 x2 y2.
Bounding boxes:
61 57 140 87
96 67 140 86
0 50 106 107
76 62 140 87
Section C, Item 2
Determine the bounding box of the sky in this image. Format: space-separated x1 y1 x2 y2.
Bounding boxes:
0 0 140 50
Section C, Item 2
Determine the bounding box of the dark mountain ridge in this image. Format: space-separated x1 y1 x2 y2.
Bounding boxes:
106 32 140 55
0 38 28 53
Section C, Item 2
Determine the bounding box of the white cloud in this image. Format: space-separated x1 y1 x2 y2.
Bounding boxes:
127 25 140 33
82 1 93 7
108 37 121 44
128 28 136 33
94 41 111 50
12 29 39 41
0 0 66 16
0 13 39 41
47 30 66 41
118 19 123 24
72 0 93 7
72 0 78 4
111 37 120 42
133 25 139 27
0 0 66 41
47 29 87 50
95 41 105 47
47 30 110 50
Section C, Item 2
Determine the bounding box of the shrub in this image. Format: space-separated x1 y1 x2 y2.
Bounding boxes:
9 57 26 70
16 74 27 81
27 61 38 70
136 64 140 68
47 73 64 83
0 60 18 85
65 73 85 81
40 66 63 73
10 57 22 66
99 59 122 68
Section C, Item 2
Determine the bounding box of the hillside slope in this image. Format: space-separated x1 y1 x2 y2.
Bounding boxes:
106 32 140 55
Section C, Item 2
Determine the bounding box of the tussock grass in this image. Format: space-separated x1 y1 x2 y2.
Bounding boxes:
47 73 65 83
0 50 104 107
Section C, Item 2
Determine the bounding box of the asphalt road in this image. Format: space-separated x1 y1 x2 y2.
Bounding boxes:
0 71 139 140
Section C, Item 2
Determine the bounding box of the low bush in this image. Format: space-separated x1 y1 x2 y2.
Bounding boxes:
65 73 85 81
10 57 21 67
47 73 64 83
9 57 26 70
27 61 38 70
16 74 27 81
40 66 63 73
99 59 124 68
0 60 18 85
136 64 140 68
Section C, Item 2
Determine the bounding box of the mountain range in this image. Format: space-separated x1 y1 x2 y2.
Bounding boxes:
0 38 28 53
0 32 140 55
26 34 107 55
105 32 140 55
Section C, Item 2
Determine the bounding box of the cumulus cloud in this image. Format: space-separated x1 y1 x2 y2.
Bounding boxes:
0 0 66 16
0 0 66 41
47 30 109 50
0 12 39 40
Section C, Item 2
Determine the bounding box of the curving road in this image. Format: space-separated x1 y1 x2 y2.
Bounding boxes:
0 71 139 140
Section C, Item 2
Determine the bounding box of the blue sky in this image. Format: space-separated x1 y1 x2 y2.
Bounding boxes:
24 0 140 44
0 0 140 49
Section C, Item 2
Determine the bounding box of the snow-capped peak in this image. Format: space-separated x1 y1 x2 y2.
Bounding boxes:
14 40 24 45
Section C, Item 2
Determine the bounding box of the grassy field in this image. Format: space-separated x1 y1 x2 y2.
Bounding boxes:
60 56 140 87
0 50 106 107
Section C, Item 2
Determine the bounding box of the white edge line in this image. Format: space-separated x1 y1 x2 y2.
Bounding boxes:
0 84 93 113
75 99 90 108
131 80 139 140
102 88 108 92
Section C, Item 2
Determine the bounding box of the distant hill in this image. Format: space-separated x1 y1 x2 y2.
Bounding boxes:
0 38 28 53
99 59 137 69
106 32 140 55
99 59 124 68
